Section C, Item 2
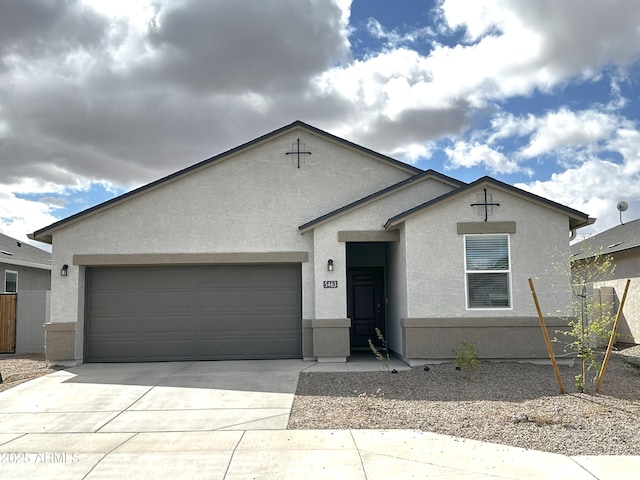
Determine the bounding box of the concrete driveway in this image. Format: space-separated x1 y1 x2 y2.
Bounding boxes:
0 360 307 434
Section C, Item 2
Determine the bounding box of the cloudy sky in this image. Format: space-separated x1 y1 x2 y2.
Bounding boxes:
1 0 640 247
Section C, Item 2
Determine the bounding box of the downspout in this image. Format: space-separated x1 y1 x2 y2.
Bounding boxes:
570 217 596 241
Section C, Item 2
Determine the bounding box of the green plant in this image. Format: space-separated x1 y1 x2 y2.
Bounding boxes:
453 340 479 380
368 327 390 372
554 245 617 392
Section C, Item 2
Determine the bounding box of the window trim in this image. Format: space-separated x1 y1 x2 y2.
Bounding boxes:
464 234 512 310
4 270 18 293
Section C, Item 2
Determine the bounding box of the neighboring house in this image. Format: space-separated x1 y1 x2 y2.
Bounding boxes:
570 218 640 345
0 232 51 353
30 121 592 366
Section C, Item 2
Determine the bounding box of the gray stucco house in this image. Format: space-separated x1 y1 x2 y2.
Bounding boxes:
0 232 51 353
570 218 640 344
30 121 592 366
1 233 51 294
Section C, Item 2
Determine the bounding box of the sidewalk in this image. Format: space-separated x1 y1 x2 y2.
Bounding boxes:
2 428 638 479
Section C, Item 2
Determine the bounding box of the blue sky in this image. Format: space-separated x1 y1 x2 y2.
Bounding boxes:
1 0 639 248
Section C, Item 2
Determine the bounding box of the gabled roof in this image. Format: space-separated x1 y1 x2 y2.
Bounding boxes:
385 176 592 231
0 232 52 270
571 217 640 260
299 169 465 232
30 121 422 244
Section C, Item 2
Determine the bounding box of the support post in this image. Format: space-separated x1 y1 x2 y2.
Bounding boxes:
528 278 565 394
596 279 631 393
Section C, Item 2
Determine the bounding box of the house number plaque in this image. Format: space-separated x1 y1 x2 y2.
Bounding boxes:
323 281 338 288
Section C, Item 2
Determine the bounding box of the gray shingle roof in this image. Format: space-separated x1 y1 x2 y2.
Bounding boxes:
571 218 640 260
0 232 52 269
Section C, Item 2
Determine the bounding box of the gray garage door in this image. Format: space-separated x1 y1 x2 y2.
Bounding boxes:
85 264 301 362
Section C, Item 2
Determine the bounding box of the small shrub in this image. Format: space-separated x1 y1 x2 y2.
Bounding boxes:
453 340 479 380
368 327 391 372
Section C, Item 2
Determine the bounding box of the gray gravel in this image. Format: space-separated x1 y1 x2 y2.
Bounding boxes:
288 348 640 456
0 353 60 392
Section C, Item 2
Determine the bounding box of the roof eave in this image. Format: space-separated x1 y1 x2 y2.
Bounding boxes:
385 176 591 231
299 170 466 233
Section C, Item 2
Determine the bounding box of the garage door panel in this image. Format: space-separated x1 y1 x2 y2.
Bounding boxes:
88 340 141 362
247 337 300 358
87 315 139 335
141 339 194 359
141 268 193 289
198 267 253 286
89 292 139 313
139 315 195 334
250 289 300 308
138 290 195 312
194 291 249 311
196 315 248 333
250 313 301 331
89 268 141 290
85 265 301 362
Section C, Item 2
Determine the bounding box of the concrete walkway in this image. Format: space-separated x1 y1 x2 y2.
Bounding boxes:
0 359 637 479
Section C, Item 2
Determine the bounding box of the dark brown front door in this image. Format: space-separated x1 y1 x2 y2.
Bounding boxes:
347 268 385 349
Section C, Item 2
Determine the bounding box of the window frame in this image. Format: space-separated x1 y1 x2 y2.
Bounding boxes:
464 234 512 310
4 270 18 293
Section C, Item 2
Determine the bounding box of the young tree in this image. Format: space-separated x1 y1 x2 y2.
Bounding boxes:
555 246 616 392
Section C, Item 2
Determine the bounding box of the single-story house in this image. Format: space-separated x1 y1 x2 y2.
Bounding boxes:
30 121 592 366
570 218 640 345
0 232 51 353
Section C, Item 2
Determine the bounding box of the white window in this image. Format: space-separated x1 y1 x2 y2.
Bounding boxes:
5 270 18 293
465 235 511 309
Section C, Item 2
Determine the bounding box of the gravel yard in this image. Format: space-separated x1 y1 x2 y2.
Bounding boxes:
289 347 640 456
0 354 60 392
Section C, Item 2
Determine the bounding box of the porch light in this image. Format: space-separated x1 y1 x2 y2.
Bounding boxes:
327 259 334 272
60 264 69 277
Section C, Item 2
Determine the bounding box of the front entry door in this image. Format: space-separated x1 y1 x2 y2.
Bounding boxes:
347 268 385 349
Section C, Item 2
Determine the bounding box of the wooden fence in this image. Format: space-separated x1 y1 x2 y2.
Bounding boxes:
0 293 17 353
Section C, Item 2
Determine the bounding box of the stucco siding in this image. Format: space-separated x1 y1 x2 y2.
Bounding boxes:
403 188 573 319
594 249 640 343
1 264 51 292
48 129 413 330
386 225 407 354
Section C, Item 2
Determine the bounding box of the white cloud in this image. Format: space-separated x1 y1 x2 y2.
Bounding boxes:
517 157 640 233
521 109 621 158
489 109 625 160
444 141 524 174
0 190 60 244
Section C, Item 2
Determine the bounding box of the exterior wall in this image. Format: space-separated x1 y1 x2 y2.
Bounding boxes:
0 264 51 292
46 128 414 364
306 177 458 357
399 187 574 361
387 225 407 354
593 249 640 343
402 317 570 364
15 290 50 353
